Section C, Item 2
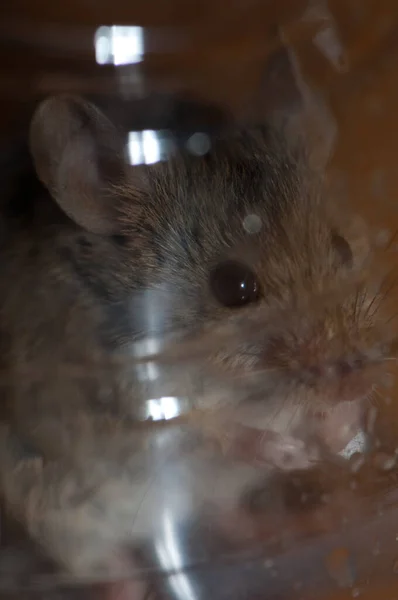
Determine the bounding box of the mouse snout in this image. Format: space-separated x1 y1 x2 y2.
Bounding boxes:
261 321 382 405
304 357 364 382
298 357 366 399
295 350 381 404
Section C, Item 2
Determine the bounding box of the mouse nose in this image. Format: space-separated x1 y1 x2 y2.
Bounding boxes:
336 360 355 377
306 357 363 381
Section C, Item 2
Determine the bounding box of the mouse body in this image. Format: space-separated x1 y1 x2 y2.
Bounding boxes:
0 46 392 586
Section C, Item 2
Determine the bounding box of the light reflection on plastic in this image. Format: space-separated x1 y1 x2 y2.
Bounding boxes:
313 26 346 71
128 131 162 165
133 335 161 383
143 130 162 164
301 1 347 72
146 397 181 421
94 26 144 66
156 512 197 600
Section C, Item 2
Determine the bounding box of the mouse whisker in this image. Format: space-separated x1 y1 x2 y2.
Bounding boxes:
364 268 398 320
383 309 398 325
353 291 365 334
366 388 380 409
286 395 302 431
217 367 280 380
352 286 364 330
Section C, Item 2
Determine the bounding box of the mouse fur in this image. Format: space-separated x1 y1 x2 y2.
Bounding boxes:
0 46 392 581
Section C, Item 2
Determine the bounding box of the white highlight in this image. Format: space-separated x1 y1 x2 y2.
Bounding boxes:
142 130 162 164
156 511 197 600
146 397 181 421
128 130 163 165
95 26 144 65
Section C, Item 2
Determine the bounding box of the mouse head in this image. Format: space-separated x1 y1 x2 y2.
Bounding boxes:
28 46 391 432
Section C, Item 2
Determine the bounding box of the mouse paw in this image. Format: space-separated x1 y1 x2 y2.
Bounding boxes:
257 433 320 471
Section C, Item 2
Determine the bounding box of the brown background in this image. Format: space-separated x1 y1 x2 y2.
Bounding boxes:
2 1 398 598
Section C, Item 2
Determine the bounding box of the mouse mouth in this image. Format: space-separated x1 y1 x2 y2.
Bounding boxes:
207 410 367 472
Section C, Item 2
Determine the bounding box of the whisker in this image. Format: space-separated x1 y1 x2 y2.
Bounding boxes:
354 285 369 330
366 271 398 320
371 386 388 409
362 290 381 322
367 389 380 409
352 286 361 329
377 357 397 362
286 395 302 431
266 383 290 426
384 310 398 326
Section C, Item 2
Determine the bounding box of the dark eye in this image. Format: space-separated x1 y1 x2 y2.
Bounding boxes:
209 260 260 308
331 231 353 267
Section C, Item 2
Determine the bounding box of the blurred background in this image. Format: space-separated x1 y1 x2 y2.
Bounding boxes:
2 1 398 598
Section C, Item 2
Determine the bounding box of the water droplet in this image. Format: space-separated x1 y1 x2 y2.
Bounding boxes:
393 559 398 574
372 542 381 556
382 373 395 388
264 559 274 569
270 569 278 578
351 587 360 597
186 132 211 156
375 229 391 247
293 581 303 591
243 214 262 234
350 480 357 490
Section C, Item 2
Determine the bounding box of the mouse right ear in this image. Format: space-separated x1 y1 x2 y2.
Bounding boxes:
255 38 336 171
29 95 131 235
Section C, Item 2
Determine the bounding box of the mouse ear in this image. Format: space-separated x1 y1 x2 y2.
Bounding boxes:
29 95 128 235
256 38 336 171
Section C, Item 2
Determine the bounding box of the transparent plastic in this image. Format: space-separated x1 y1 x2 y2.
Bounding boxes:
1 1 398 599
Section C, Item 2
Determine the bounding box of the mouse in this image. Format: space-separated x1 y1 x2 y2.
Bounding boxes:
0 43 394 594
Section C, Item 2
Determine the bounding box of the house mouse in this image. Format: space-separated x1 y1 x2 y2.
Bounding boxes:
0 44 393 596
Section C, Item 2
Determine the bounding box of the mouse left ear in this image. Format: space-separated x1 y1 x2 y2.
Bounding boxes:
255 36 336 171
29 95 131 235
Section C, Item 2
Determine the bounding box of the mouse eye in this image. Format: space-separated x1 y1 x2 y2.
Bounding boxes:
209 260 260 308
331 231 353 267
